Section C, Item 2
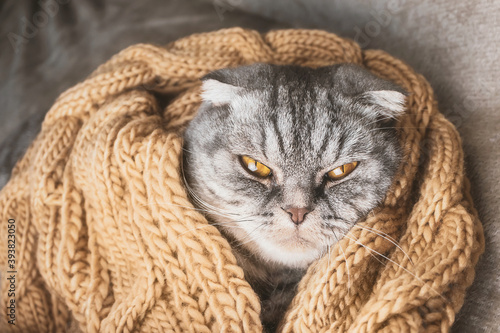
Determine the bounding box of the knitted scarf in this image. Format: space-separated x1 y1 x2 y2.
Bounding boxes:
0 28 484 333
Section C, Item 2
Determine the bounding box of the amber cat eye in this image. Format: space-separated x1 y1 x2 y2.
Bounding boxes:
240 155 272 178
327 161 359 181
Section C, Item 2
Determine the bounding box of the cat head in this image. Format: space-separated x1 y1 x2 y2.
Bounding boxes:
183 63 406 268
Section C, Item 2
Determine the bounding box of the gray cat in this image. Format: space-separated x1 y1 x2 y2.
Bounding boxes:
182 63 406 332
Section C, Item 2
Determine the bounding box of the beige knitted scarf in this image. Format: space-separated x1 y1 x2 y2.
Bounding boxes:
0 28 484 332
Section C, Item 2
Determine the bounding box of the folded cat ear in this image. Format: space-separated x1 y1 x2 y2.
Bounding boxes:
358 90 407 119
332 64 407 120
200 78 243 107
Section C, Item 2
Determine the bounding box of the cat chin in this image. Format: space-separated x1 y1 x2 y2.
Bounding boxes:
254 237 324 269
219 224 326 268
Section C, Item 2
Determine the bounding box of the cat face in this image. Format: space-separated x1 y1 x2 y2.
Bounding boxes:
183 63 405 268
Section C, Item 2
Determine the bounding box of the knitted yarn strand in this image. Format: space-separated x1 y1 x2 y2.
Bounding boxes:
0 28 484 332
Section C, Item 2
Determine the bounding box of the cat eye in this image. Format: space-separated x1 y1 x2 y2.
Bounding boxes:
240 155 272 178
326 161 359 181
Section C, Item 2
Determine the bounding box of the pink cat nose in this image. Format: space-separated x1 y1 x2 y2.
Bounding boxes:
284 207 310 225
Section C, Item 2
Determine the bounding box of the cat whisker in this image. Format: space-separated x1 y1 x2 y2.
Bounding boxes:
368 126 397 132
322 242 332 285
352 224 413 265
191 195 240 217
186 188 243 218
232 232 261 249
181 147 196 154
346 232 388 267
368 126 427 133
140 201 243 220
232 223 266 249
327 242 331 273
333 230 351 293
181 165 239 216
179 219 254 236
185 187 234 214
342 233 446 300
365 115 397 126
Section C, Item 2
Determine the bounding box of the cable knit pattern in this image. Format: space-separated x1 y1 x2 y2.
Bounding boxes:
0 28 484 332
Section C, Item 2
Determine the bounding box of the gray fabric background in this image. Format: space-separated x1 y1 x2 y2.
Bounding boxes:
0 0 286 185
1 0 498 331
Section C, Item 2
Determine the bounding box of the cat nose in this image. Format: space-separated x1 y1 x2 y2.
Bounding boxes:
284 206 310 225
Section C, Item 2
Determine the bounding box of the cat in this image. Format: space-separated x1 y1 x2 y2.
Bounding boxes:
182 63 406 332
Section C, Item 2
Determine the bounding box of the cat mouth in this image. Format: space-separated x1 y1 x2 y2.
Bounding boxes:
276 230 316 249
